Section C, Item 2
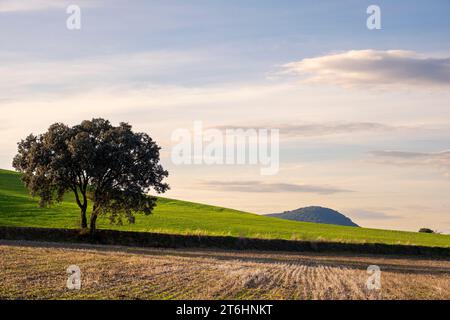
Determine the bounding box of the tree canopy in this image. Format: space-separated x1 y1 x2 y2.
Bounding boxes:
13 118 169 235
418 228 435 234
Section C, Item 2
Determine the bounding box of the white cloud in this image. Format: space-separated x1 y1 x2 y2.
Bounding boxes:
202 180 352 194
370 150 450 177
213 122 404 138
0 0 97 12
347 209 400 221
283 50 450 88
0 51 206 97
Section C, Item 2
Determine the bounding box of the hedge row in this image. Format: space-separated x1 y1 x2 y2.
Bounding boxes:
0 226 449 257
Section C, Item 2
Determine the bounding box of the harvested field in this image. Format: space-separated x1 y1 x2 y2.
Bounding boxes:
0 240 449 300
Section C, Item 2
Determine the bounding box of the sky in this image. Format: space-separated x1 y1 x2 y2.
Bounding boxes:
0 0 450 232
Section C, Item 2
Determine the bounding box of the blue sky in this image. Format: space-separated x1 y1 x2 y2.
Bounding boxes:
1 0 450 232
2 1 450 65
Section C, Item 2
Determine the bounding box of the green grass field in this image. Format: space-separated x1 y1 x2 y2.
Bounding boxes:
0 169 449 247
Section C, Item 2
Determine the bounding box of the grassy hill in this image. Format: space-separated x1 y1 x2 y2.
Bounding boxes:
268 206 359 227
0 169 449 247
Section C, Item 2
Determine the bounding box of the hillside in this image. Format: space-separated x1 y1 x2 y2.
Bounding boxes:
268 206 359 227
0 169 449 247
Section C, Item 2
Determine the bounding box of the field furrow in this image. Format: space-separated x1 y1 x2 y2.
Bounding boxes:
0 242 449 300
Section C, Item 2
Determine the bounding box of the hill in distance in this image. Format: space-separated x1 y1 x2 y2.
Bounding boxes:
0 169 449 247
267 206 359 227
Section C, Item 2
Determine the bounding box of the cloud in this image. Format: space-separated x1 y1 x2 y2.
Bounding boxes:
283 50 450 88
347 209 400 221
202 180 352 194
213 122 402 138
0 51 206 96
370 151 430 159
369 150 450 176
0 0 98 12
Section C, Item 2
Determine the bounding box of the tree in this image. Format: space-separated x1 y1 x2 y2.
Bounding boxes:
418 228 435 234
13 118 169 235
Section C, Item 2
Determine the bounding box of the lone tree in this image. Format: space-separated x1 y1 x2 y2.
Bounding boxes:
418 228 435 234
13 118 169 235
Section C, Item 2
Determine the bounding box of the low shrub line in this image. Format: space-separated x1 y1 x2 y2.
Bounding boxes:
0 226 449 257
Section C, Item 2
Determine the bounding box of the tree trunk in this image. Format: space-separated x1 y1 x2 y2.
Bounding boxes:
89 212 98 236
80 208 88 229
90 202 99 237
73 188 88 230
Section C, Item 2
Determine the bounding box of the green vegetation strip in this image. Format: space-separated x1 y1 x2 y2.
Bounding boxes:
1 226 449 257
1 169 449 248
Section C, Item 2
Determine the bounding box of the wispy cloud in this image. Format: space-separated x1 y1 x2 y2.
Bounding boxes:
369 150 450 177
213 122 403 138
202 180 352 195
0 0 97 12
0 50 207 95
347 209 400 221
0 0 61 12
283 50 450 88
